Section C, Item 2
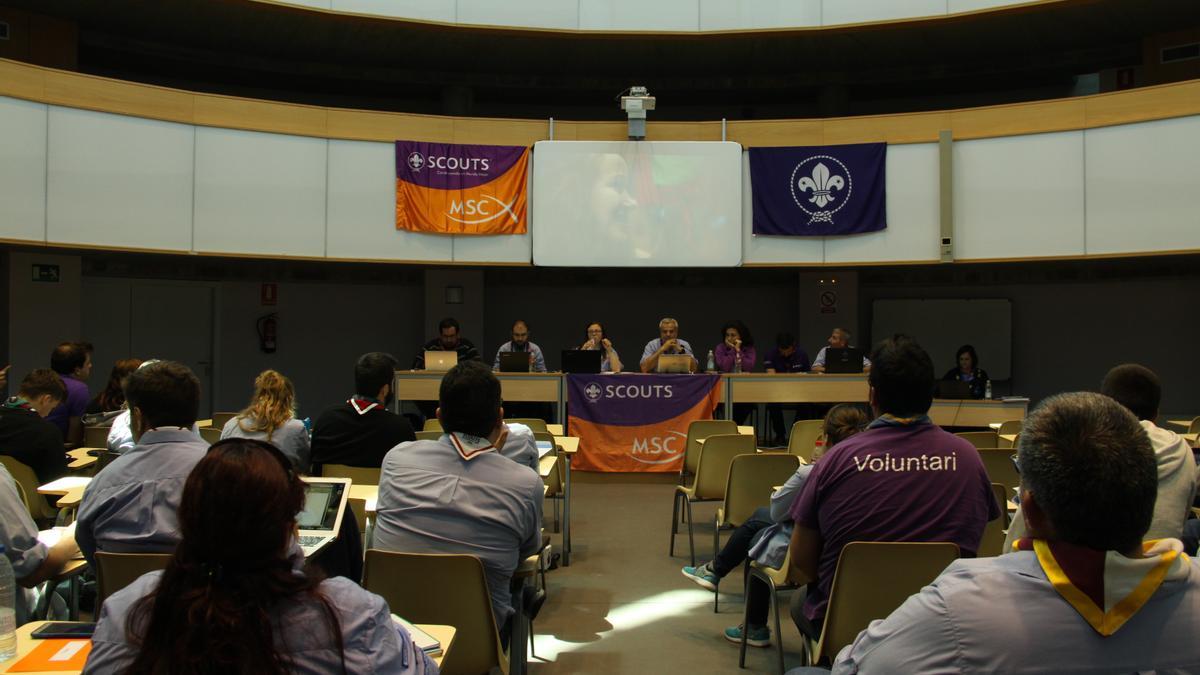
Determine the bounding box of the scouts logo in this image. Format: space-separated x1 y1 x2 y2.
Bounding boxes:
791 155 853 225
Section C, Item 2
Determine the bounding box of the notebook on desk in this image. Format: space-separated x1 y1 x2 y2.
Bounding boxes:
424 350 458 372
297 477 350 558
498 351 532 373
391 614 442 657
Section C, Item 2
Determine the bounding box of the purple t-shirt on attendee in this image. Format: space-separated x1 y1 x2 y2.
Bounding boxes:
45 375 88 438
714 343 756 373
763 347 810 373
789 418 998 623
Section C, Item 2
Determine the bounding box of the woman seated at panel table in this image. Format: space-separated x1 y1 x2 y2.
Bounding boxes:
942 344 990 399
84 438 436 675
221 369 310 471
580 321 623 373
714 320 757 425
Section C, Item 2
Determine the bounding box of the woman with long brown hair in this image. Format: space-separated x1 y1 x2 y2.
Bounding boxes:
85 358 142 414
84 438 436 674
221 369 310 471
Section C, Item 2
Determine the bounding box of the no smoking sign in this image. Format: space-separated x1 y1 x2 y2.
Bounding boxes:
819 290 838 314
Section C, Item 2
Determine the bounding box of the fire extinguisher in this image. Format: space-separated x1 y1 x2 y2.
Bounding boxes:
257 313 278 353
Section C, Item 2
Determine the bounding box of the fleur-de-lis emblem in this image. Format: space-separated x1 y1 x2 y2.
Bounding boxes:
796 162 845 208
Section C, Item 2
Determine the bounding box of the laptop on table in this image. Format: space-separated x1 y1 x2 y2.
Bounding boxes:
561 349 602 374
424 350 458 372
297 476 351 558
824 347 865 374
935 380 973 399
498 351 533 373
657 353 693 374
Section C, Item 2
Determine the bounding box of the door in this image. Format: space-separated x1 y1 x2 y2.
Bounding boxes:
130 283 215 418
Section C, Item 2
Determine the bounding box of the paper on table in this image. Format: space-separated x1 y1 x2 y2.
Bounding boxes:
536 441 555 458
7 639 91 671
391 614 441 656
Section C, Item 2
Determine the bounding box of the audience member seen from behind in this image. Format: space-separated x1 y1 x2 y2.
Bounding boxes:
1006 363 1197 551
0 460 79 625
309 352 415 475
810 328 871 374
763 332 812 446
941 344 990 399
714 320 757 424
75 361 208 566
374 361 543 644
0 369 68 484
46 341 93 447
493 319 547 373
679 405 868 644
83 438 437 675
221 369 311 471
640 317 697 373
772 335 997 647
104 360 202 455
580 321 623 373
825 392 1200 673
86 358 142 415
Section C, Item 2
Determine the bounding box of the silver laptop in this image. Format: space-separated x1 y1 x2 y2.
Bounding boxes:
657 353 693 373
297 476 351 558
424 350 458 372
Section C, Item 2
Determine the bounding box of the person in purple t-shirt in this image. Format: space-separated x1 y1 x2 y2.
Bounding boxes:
724 334 998 648
713 320 756 424
46 341 93 448
763 332 812 447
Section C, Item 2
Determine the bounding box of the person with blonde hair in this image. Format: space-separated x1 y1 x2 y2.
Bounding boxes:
221 370 310 471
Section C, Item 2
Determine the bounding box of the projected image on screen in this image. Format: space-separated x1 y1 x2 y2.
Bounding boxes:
297 483 334 529
532 141 742 267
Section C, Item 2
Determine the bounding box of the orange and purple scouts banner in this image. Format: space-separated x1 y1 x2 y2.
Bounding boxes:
395 141 529 235
568 374 722 472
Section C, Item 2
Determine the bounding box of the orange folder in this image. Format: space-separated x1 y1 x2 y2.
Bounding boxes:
6 639 91 672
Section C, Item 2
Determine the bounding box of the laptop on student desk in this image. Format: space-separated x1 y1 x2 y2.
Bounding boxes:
561 349 602 374
823 347 865 374
657 353 693 374
498 351 532 373
424 350 458 372
297 476 350 558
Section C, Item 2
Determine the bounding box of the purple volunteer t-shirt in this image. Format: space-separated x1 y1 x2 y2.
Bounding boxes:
45 375 88 438
789 420 998 623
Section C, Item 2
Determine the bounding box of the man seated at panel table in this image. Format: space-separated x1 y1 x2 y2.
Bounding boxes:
820 392 1200 673
0 369 69 484
763 332 812 447
493 319 547 373
76 361 209 566
1005 363 1197 551
412 317 482 370
745 335 996 648
640 317 698 373
810 327 871 374
0 462 80 625
309 352 416 475
374 361 543 644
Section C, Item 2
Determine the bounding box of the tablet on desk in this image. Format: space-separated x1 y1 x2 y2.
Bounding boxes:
31 622 95 639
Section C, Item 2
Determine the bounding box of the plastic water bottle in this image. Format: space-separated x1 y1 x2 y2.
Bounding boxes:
0 545 15 660
985 380 993 400
706 350 716 373
733 353 743 373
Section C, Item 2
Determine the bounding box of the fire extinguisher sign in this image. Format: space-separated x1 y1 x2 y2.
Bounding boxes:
261 283 278 306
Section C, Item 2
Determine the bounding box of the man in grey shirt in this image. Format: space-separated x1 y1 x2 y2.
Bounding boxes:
373 361 543 640
817 392 1200 674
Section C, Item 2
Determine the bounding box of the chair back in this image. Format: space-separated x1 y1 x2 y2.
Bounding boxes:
506 418 549 433
363 550 507 675
955 431 998 448
199 426 222 445
210 412 237 429
532 430 556 447
977 483 1010 557
787 420 824 461
977 447 1020 495
414 430 443 441
683 420 737 478
543 453 565 497
814 542 959 664
721 453 800 527
94 551 172 611
1187 416 1200 435
423 418 443 432
83 425 110 449
996 420 1022 436
693 433 756 501
322 464 378 536
0 455 56 520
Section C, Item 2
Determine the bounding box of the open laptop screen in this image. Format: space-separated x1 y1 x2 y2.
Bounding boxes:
297 481 342 531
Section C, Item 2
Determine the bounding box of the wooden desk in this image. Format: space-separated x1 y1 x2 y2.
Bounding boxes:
1000 433 1018 445
55 487 86 509
928 399 1028 427
737 426 755 436
349 484 378 514
1168 419 1194 431
38 476 92 496
420 624 455 667
395 371 562 403
553 436 578 566
194 418 213 428
546 423 564 436
724 373 869 406
65 448 99 470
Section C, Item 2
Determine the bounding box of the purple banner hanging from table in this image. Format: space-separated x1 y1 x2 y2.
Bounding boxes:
750 142 887 236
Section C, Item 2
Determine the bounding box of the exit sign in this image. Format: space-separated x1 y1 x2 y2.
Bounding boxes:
32 264 60 283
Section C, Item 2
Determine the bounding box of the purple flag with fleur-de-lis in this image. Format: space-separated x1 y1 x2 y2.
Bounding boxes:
750 142 887 236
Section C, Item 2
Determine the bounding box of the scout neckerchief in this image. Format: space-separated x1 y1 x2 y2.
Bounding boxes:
1015 537 1189 636
447 431 497 462
867 413 931 429
348 395 382 415
3 397 35 413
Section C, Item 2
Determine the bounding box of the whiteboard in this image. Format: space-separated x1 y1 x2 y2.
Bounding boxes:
871 299 1012 380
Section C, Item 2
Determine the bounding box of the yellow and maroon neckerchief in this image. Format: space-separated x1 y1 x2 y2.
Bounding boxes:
447 431 497 461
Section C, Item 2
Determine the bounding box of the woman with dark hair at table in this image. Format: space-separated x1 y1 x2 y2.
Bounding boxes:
84 438 436 675
714 320 757 424
580 321 623 373
942 344 990 399
85 358 142 415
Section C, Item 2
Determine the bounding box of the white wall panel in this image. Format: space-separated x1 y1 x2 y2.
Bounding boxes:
326 140 453 262
742 153 824 264
333 0 455 22
0 96 47 242
822 0 946 25
194 128 327 257
947 0 1030 12
954 131 1085 260
579 0 700 31
1085 116 1200 255
47 107 194 251
825 143 940 263
699 0 820 30
458 0 579 29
